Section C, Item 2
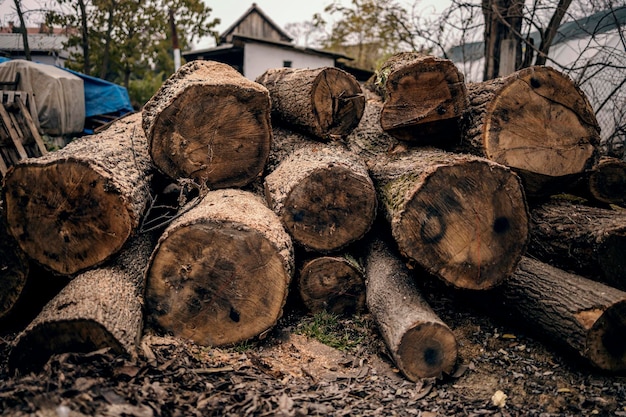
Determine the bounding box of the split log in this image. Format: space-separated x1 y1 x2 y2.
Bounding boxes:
372 52 468 145
2 112 153 276
264 128 377 252
0 199 29 319
458 65 600 197
144 189 294 347
498 256 626 372
8 232 155 373
298 255 365 316
528 198 626 289
365 238 458 380
569 157 626 208
142 60 272 188
256 67 365 140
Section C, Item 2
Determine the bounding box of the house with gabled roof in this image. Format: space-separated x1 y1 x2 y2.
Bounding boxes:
183 3 366 81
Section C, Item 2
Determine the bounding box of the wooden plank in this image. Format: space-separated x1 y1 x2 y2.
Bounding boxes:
16 97 47 156
0 104 27 161
0 151 8 176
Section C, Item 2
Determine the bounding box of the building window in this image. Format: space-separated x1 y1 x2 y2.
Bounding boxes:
283 60 292 68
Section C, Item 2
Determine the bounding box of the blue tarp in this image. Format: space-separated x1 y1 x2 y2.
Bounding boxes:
61 67 133 118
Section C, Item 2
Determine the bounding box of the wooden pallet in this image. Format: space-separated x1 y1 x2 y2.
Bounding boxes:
0 90 47 176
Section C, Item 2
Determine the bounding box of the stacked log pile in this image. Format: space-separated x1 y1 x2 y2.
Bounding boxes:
2 56 625 381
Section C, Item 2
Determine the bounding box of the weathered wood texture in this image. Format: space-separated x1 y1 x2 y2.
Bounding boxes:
256 67 365 140
373 52 468 145
264 128 377 253
144 189 294 347
458 65 600 197
354 132 529 289
528 199 626 289
366 238 458 380
8 232 155 373
0 199 29 319
499 256 626 372
2 112 153 276
142 60 272 188
570 157 626 208
298 255 365 315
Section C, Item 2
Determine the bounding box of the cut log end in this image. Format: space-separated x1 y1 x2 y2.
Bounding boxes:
484 66 599 178
396 161 528 290
278 166 377 252
312 68 365 138
398 321 458 379
4 161 133 275
587 300 626 372
8 320 126 373
149 84 271 188
588 158 626 207
145 222 290 347
298 257 365 315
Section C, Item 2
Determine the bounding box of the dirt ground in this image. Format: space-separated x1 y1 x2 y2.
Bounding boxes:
1 276 625 417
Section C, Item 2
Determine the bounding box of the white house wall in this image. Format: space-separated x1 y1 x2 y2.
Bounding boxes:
243 42 335 80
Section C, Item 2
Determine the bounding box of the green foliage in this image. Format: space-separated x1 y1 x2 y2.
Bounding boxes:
295 311 367 351
128 70 168 110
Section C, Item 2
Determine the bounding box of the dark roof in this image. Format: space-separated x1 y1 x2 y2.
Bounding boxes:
219 3 293 44
447 6 626 62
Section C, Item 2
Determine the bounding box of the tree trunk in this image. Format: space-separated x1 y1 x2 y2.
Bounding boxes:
365 238 458 380
2 112 153 276
481 0 523 80
498 256 626 372
255 67 365 141
459 65 601 197
144 189 294 347
528 198 626 290
264 128 377 253
298 255 365 316
373 52 468 145
8 232 155 373
142 60 272 189
0 199 29 319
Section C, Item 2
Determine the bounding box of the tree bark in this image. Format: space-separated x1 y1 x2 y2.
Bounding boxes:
0 199 29 319
498 256 626 372
8 232 155 373
373 52 468 145
528 198 626 290
144 189 294 347
365 238 458 380
264 128 377 253
298 255 365 316
2 112 153 276
255 67 365 141
142 60 272 189
458 66 601 197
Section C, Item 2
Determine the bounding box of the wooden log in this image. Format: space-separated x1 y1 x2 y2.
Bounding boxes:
372 52 468 145
365 238 458 380
255 67 365 141
2 112 153 276
298 254 365 316
142 60 272 188
498 256 626 372
0 199 29 319
8 232 155 373
568 157 626 208
144 189 294 347
457 65 600 197
528 198 626 289
264 128 377 253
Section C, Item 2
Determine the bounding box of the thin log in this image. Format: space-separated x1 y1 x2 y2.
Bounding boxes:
498 256 626 372
366 238 458 380
8 232 156 373
528 198 626 289
256 66 365 140
142 60 272 188
569 157 626 208
144 189 294 347
2 112 153 275
458 65 600 197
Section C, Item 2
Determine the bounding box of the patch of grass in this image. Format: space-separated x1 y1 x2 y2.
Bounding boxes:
295 311 369 351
